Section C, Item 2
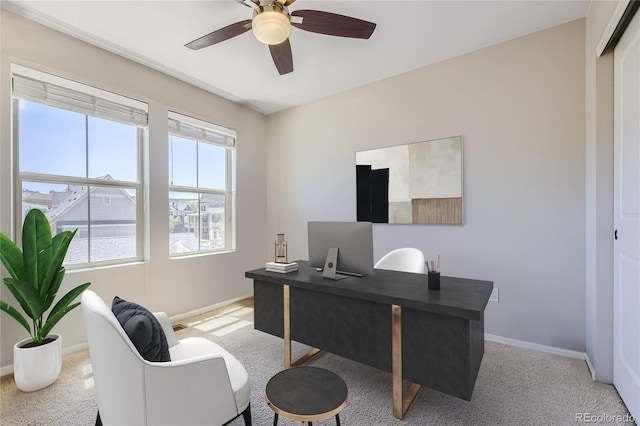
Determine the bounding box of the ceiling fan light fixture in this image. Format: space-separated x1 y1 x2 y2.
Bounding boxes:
252 5 291 45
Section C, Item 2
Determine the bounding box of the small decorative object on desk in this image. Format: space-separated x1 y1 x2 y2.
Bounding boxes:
265 261 299 274
274 233 288 263
426 255 441 290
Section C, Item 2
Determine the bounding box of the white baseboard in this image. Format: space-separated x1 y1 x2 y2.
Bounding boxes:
485 333 586 360
584 353 597 380
169 293 253 323
0 295 252 377
2 305 587 378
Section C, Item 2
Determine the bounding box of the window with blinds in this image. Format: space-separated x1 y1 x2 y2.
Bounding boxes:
12 75 148 127
168 111 236 256
11 66 147 267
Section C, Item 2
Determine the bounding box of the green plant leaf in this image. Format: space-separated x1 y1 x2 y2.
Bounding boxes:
22 209 53 292
0 300 32 336
43 268 65 312
3 277 33 318
40 231 74 301
52 229 74 255
46 282 91 324
0 233 25 280
1 210 91 341
3 278 45 321
39 299 83 341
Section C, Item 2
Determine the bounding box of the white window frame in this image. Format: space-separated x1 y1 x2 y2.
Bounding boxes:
11 65 147 268
168 111 236 257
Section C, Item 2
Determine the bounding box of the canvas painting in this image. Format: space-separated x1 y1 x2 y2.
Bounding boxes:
356 136 463 224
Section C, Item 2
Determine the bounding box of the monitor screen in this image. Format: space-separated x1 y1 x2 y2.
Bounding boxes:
308 221 374 278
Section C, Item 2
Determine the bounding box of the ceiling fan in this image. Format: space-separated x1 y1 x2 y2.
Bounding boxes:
185 0 377 75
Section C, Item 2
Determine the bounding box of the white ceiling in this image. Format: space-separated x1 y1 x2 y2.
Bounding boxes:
3 1 590 114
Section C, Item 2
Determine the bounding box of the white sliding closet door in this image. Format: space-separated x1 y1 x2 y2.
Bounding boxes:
613 8 640 421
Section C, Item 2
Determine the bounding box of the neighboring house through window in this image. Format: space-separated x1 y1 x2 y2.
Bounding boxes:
168 111 236 255
12 65 147 267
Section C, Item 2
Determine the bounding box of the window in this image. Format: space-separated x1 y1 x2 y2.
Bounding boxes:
168 112 236 256
12 66 147 267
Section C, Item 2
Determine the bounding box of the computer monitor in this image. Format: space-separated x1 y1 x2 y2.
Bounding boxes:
308 221 374 280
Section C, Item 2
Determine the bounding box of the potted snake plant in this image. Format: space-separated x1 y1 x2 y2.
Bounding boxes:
0 208 90 391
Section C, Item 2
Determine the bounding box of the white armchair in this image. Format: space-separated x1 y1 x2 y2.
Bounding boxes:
81 290 251 426
375 247 426 274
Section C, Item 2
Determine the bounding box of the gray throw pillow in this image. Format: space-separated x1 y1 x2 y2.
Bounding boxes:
112 296 171 362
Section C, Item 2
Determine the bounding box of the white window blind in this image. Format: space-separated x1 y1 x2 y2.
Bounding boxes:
168 112 235 148
12 74 148 127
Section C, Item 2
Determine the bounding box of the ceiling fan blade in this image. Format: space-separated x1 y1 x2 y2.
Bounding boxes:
185 20 252 50
269 39 293 75
277 0 297 6
236 0 259 8
291 10 376 39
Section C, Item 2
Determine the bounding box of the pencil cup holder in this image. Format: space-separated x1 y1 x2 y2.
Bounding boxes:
428 272 440 290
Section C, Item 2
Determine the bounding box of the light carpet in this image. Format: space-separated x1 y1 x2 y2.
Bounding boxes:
1 303 633 425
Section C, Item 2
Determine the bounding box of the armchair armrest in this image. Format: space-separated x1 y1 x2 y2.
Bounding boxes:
153 312 178 348
144 354 238 425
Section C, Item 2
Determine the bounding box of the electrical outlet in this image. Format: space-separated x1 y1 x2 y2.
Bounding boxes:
489 288 499 302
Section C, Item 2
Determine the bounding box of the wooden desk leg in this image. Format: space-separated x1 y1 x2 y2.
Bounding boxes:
392 304 422 419
283 285 321 369
283 285 292 368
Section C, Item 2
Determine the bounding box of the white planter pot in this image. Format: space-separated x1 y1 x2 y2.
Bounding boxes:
13 334 62 392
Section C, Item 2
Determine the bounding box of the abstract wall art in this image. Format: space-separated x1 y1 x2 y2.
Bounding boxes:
356 136 463 225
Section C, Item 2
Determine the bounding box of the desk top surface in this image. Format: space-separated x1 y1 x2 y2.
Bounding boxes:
246 261 493 320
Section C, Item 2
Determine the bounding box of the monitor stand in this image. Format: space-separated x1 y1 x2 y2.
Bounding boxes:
322 248 348 280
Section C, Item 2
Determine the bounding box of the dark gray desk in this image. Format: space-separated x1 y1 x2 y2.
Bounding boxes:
245 261 492 419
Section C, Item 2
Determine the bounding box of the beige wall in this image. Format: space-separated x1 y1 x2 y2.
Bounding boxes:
0 10 268 368
266 19 587 351
1 6 613 372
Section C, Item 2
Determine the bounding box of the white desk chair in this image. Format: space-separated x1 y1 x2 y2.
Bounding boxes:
375 248 426 274
81 290 251 426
